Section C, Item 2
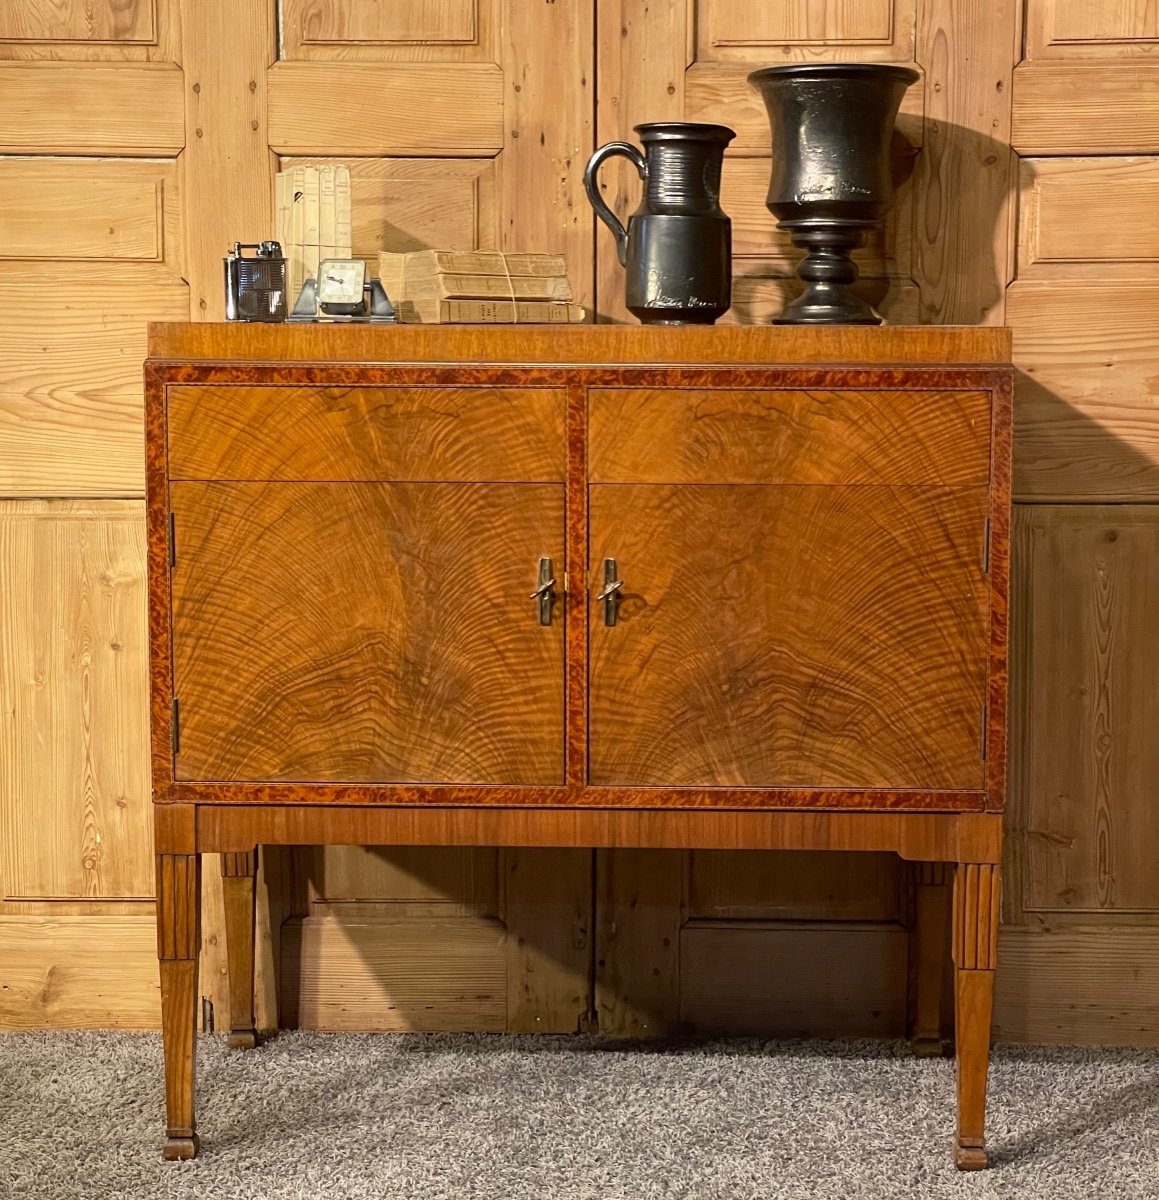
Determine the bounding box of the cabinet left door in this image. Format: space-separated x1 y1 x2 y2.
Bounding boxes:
169 480 565 786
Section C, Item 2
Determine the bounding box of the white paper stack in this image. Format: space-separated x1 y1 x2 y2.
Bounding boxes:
276 164 353 305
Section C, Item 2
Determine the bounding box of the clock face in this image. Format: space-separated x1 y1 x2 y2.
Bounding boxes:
317 258 365 306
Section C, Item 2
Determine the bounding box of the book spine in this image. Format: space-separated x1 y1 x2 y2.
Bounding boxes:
433 299 585 323
301 165 320 291
334 165 352 257
288 166 307 302
421 274 573 301
319 166 336 262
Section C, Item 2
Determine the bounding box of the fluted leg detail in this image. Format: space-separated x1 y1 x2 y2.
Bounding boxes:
952 863 1000 1170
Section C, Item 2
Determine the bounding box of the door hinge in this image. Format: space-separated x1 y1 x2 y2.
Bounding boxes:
982 516 991 575
171 697 180 756
979 703 988 760
168 511 176 568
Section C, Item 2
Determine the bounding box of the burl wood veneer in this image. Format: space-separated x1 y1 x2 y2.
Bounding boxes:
146 323 1012 1170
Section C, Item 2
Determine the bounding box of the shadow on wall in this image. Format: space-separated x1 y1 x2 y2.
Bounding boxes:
728 119 1009 327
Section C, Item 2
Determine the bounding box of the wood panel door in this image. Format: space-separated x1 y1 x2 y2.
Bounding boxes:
588 484 989 790
994 2 1159 1045
170 481 565 785
0 0 186 1029
265 0 594 319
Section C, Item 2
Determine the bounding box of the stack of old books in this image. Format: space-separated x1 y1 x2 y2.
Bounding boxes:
276 164 352 306
379 249 584 324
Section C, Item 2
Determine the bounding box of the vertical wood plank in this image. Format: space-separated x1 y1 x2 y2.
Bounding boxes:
594 0 689 322
502 849 593 1033
1009 506 1159 914
180 0 275 319
914 0 1019 324
595 849 685 1035
0 502 152 901
500 0 594 311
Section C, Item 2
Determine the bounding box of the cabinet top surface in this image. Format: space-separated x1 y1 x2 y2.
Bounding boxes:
146 323 1012 368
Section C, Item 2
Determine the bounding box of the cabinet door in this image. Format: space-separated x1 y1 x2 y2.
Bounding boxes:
589 484 989 790
171 481 564 785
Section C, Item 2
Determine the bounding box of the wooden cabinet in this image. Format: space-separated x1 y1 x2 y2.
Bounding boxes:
145 323 1012 1171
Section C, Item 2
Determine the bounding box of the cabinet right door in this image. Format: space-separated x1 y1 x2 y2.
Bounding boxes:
587 386 993 792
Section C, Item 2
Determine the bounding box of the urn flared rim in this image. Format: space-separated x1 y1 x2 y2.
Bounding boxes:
632 121 737 144
746 63 921 89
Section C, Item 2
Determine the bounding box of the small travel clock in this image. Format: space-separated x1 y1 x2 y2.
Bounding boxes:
316 257 366 316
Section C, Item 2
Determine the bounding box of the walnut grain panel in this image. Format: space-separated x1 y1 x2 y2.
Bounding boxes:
167 386 566 482
170 482 565 785
588 389 990 485
589 484 989 790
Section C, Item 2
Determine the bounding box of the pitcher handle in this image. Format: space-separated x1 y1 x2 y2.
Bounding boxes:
583 141 647 267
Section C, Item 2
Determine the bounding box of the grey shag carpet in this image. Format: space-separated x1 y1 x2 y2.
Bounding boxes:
1 1032 1157 1200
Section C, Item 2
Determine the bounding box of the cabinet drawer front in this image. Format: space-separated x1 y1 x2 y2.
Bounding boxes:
167 385 566 482
589 388 990 485
170 481 565 785
589 483 990 791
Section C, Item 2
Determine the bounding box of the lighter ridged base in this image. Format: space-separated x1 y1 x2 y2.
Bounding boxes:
163 1134 199 1161
909 1036 947 1059
955 1144 988 1171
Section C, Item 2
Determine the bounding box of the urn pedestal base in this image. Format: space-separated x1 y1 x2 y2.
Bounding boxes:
774 222 881 326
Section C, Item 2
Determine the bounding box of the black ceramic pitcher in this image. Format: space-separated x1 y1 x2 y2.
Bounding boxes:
584 122 735 324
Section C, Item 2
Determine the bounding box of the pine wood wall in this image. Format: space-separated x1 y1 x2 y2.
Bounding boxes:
1 0 1157 1045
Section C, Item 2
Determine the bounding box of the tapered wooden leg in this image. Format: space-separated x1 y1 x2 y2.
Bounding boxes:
221 849 259 1050
952 863 1000 1171
157 852 202 1161
909 861 951 1057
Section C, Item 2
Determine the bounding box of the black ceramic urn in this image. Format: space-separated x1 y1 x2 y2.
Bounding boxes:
584 122 735 325
748 64 919 325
